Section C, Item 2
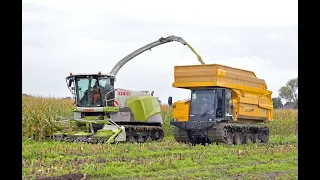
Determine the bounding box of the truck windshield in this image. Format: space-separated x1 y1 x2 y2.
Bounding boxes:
190 89 216 115
76 75 112 107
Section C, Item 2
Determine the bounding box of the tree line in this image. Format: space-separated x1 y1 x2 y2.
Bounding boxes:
272 77 298 109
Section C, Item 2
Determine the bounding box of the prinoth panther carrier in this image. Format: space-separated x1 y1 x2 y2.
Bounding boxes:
169 64 273 145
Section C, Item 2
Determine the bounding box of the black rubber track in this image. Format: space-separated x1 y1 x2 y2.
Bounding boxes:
52 125 164 144
173 122 270 145
173 127 191 143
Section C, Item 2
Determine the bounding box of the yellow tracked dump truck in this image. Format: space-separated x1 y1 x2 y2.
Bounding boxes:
168 64 273 145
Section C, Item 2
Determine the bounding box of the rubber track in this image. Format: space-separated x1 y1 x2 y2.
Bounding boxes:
52 125 164 144
172 122 270 145
173 127 191 143
207 122 229 143
207 122 270 144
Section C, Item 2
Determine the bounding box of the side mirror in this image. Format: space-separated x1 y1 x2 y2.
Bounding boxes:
68 80 73 87
168 96 172 106
151 91 154 96
110 78 115 86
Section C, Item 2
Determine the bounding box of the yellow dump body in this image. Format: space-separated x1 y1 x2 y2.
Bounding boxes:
172 64 273 123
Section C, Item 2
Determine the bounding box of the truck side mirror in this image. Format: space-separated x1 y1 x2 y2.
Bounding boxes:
168 96 172 106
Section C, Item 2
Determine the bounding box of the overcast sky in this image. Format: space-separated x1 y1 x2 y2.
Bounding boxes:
22 0 298 103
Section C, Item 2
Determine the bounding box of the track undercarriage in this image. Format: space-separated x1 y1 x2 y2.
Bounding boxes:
52 124 164 144
173 122 269 145
123 125 164 143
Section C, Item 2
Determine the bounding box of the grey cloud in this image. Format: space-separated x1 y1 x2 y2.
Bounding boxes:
22 1 297 101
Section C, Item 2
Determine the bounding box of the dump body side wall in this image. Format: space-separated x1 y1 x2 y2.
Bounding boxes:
172 64 268 91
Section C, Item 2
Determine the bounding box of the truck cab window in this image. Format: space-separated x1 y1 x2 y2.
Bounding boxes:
225 90 233 116
190 89 216 116
216 90 223 118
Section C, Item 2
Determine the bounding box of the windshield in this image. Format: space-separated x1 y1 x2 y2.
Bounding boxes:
76 75 113 107
98 76 113 105
190 89 216 115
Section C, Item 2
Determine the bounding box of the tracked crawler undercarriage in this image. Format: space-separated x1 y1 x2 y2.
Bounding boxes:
173 122 269 145
52 124 164 144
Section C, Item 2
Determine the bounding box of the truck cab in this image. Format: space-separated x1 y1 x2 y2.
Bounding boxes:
188 88 233 122
169 88 233 131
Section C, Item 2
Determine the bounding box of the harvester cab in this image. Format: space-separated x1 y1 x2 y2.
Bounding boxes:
66 72 116 108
